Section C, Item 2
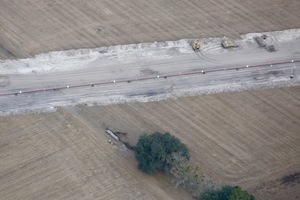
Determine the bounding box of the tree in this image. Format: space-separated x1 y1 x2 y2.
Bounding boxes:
135 132 189 174
167 152 221 197
167 152 201 190
228 186 255 200
199 186 255 200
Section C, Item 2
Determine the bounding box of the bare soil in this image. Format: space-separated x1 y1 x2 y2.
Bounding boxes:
1 0 300 59
253 172 300 200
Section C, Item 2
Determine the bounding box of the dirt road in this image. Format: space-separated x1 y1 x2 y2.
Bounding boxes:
1 30 300 114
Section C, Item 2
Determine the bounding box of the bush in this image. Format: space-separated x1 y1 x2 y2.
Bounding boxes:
199 186 255 200
228 186 255 200
135 132 189 174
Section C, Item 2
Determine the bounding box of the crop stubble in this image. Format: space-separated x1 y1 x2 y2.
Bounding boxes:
1 85 300 200
74 86 300 199
1 0 300 59
0 107 191 200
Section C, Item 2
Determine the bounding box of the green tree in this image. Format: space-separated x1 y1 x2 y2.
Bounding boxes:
228 186 255 200
199 186 255 200
135 132 189 174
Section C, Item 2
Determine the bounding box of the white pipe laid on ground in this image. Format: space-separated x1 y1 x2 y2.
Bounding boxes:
106 129 119 141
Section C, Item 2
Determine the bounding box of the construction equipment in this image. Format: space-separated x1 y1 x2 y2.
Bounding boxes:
255 35 276 52
255 36 266 47
266 45 276 52
192 33 204 51
221 37 238 49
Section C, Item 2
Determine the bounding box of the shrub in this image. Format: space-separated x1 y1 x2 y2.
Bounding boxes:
199 186 255 200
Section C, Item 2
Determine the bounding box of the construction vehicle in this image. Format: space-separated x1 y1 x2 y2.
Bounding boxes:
221 37 238 49
192 33 204 51
254 36 266 47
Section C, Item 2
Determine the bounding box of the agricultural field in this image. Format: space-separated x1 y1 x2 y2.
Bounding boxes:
1 0 300 59
1 0 300 199
1 87 300 199
0 107 192 200
74 86 300 199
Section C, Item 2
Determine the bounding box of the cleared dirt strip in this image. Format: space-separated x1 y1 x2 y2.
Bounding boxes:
1 59 298 97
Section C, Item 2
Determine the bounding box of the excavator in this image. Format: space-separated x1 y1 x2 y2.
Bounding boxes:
192 33 204 51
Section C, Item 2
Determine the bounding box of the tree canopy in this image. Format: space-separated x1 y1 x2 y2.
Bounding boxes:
135 132 189 174
134 132 255 199
199 186 255 200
